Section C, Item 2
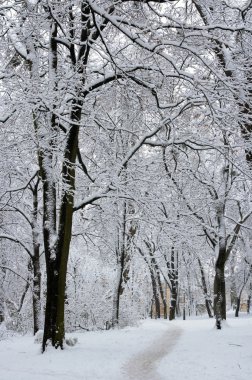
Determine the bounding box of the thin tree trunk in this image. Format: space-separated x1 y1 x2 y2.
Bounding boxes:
112 261 123 327
137 245 160 319
169 247 178 321
235 268 252 317
31 178 41 335
150 269 160 319
32 255 41 335
247 295 251 314
156 270 167 319
198 258 213 318
235 296 241 317
169 284 177 321
111 202 127 327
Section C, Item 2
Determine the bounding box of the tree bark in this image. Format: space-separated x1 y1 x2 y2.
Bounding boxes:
247 295 251 314
150 269 160 319
169 247 178 321
112 201 128 327
156 271 168 319
235 296 241 318
31 178 41 335
213 257 226 328
198 258 213 318
42 2 92 350
32 255 41 335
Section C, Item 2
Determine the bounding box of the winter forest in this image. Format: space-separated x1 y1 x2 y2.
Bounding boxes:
1 0 252 358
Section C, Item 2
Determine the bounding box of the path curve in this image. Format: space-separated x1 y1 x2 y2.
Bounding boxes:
122 324 182 380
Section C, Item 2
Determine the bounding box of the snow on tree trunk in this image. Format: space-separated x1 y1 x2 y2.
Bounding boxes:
169 247 178 321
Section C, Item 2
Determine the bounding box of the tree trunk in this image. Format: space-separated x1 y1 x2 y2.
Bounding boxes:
157 271 167 319
146 243 167 319
136 245 160 319
247 295 251 314
31 178 41 335
235 296 240 317
42 1 91 349
111 200 131 327
206 299 213 319
150 268 160 318
32 255 41 335
213 261 226 328
111 198 136 327
235 278 251 318
169 247 178 321
198 258 213 318
111 262 123 327
169 283 178 321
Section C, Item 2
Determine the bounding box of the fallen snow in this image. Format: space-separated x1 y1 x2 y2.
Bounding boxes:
158 313 252 380
0 313 252 380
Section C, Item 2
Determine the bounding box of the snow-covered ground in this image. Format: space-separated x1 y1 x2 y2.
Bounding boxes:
0 313 252 380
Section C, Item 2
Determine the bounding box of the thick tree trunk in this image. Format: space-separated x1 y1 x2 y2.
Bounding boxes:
42 264 58 348
213 262 226 328
41 97 79 350
42 119 79 350
41 2 90 348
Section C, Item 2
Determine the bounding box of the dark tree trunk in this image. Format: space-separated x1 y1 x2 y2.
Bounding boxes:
247 295 251 313
206 299 213 319
42 2 92 350
169 247 178 321
42 118 79 350
150 299 154 319
235 296 240 317
235 276 251 318
169 284 178 321
112 259 124 327
42 264 58 348
31 178 41 335
150 269 160 318
32 254 41 335
213 260 226 328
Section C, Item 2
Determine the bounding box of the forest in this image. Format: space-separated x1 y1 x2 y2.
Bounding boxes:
0 0 252 352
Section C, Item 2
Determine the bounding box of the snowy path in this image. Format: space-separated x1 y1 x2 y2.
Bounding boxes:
1 315 252 380
123 324 182 380
0 320 181 380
